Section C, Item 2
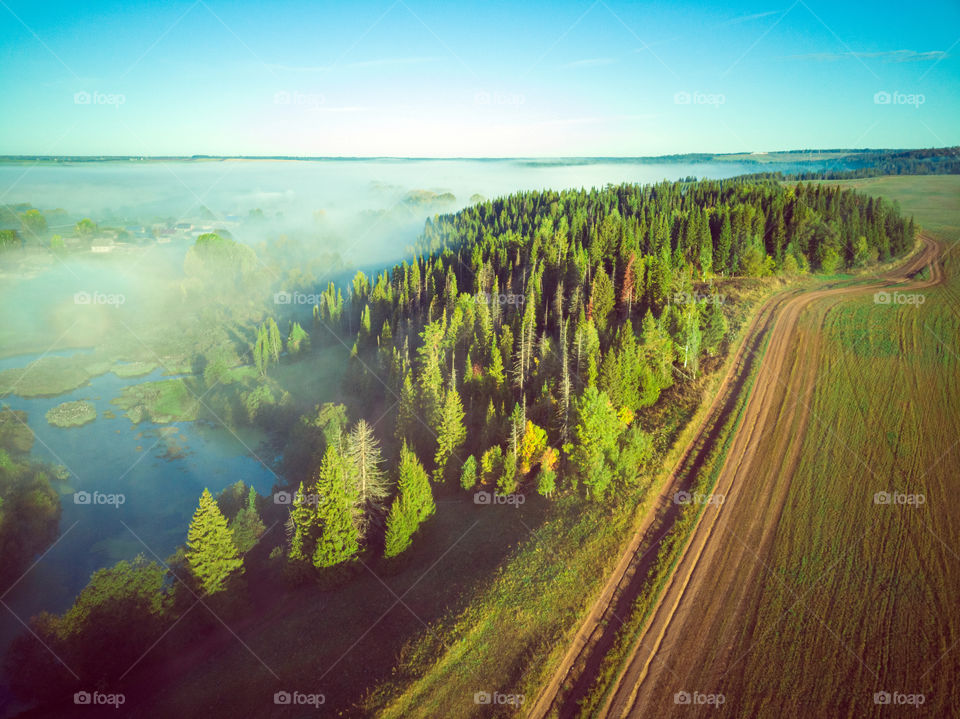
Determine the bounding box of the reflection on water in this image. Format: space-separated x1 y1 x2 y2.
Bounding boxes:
0 354 278 653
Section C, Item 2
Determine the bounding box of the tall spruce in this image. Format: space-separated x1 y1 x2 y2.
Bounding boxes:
313 446 359 568
384 443 436 558
186 488 244 594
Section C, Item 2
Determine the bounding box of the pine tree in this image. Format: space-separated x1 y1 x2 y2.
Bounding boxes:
433 382 466 481
384 443 436 558
253 325 267 376
288 481 317 562
459 454 478 490
313 446 359 568
396 370 417 447
417 321 446 430
186 488 244 594
716 214 733 275
287 321 309 354
229 486 266 553
266 317 282 363
345 420 389 536
571 388 621 500
488 333 506 389
702 300 728 355
559 318 572 441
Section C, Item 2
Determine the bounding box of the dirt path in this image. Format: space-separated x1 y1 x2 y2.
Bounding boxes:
528 235 943 719
606 234 943 719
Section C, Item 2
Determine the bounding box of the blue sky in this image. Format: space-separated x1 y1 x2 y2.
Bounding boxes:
1 0 958 156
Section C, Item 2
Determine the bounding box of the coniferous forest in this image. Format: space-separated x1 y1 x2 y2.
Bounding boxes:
2 177 915 708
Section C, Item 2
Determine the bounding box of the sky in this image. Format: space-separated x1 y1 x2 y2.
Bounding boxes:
0 0 958 157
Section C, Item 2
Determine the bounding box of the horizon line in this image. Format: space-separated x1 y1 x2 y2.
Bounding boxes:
2 146 957 162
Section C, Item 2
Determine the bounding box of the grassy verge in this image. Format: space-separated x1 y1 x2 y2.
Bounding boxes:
577 310 773 717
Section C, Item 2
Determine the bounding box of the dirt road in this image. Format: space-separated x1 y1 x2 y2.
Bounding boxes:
529 234 943 719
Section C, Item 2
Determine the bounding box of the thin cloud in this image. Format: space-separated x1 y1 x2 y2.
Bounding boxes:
308 106 370 113
719 10 781 26
264 63 330 73
559 57 617 69
264 57 440 72
786 49 947 63
526 113 656 127
346 57 440 69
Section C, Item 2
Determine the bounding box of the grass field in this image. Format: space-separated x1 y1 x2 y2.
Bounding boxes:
730 175 960 716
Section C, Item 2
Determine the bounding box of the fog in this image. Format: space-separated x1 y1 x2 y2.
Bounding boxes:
0 156 771 652
0 157 774 357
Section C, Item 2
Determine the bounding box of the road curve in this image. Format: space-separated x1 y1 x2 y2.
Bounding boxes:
527 234 943 719
603 233 943 719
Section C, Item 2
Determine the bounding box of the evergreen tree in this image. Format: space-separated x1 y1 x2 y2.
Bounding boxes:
396 370 417 447
186 488 244 594
702 301 728 355
313 446 359 568
266 317 282 363
459 454 478 490
434 382 466 481
288 481 317 562
253 325 267 376
384 443 436 558
345 420 389 536
570 388 621 500
229 487 266 553
287 321 309 354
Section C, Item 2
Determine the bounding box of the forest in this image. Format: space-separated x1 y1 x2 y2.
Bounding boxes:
3 178 915 705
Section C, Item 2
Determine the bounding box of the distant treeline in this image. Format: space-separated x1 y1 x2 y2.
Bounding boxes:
742 146 960 181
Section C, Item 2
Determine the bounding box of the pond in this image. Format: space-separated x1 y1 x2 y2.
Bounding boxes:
0 352 279 652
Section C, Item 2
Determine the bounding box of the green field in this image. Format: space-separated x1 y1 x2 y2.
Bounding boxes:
721 175 960 716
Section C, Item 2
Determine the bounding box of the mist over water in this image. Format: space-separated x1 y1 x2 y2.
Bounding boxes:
0 156 774 708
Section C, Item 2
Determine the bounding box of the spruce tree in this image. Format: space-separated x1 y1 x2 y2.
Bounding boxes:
459 454 478 490
396 370 417 447
433 382 466 481
186 488 244 594
385 443 435 558
702 301 728 355
266 317 282 363
313 446 359 568
288 481 317 562
345 419 389 536
229 486 266 553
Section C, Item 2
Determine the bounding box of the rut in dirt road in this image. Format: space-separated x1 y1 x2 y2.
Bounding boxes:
528 235 943 719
